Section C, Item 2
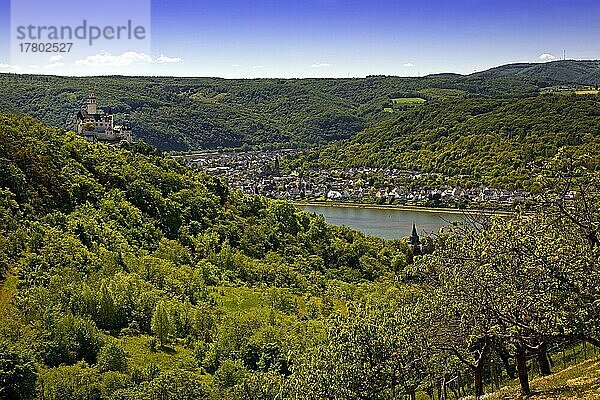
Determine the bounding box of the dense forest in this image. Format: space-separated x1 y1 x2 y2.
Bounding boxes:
0 113 410 399
1 61 598 194
1 114 599 399
0 64 562 151
299 94 600 190
470 59 600 84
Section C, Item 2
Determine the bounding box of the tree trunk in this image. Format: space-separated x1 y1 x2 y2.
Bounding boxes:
492 361 500 390
474 363 484 399
516 345 531 395
537 342 552 376
495 342 517 379
449 385 459 399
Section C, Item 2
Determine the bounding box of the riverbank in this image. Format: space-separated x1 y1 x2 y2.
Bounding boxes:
294 201 512 216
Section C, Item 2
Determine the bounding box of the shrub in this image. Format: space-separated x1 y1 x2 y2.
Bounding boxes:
0 342 37 400
97 341 127 373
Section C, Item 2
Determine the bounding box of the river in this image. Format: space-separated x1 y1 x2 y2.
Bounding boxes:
299 204 465 240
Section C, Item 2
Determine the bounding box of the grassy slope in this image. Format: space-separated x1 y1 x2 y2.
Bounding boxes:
490 357 600 399
0 274 17 320
1 112 408 393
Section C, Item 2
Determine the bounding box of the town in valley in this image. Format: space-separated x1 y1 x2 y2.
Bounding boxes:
179 149 535 209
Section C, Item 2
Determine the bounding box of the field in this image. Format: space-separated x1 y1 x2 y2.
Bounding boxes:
391 97 427 105
386 97 427 112
542 86 599 96
120 335 198 372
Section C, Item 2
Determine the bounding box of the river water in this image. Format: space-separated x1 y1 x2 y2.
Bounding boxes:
299 204 465 240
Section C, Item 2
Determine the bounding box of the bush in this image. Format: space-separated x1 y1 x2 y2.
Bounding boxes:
214 359 247 389
100 371 130 398
0 342 37 400
42 314 102 367
97 341 127 373
136 371 209 400
40 362 100 400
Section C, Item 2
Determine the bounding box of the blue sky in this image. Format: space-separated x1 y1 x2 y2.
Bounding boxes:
1 0 599 77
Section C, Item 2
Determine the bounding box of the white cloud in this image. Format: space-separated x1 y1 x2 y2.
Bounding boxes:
41 55 64 69
155 54 183 64
403 63 414 67
46 62 64 69
75 51 152 67
231 64 241 67
539 53 556 61
25 56 65 71
311 62 330 68
0 63 20 71
252 65 264 69
75 51 183 67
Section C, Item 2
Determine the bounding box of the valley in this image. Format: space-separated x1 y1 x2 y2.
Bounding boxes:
1 59 599 400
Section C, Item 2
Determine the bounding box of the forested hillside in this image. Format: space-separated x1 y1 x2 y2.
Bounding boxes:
0 69 554 151
1 114 600 399
0 113 409 399
300 94 600 190
471 59 600 85
1 61 596 153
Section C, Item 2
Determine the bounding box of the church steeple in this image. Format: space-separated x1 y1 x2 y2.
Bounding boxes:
87 87 97 115
273 155 280 176
409 222 421 247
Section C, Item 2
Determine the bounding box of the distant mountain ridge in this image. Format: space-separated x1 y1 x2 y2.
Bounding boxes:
469 59 600 85
0 72 547 151
0 59 598 151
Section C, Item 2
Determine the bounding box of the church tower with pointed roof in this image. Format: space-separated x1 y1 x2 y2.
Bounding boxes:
408 222 421 254
408 223 420 246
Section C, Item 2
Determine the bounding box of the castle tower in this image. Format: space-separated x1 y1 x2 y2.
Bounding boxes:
87 88 97 115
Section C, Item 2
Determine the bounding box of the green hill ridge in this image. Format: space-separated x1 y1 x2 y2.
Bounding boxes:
303 94 600 190
3 60 597 151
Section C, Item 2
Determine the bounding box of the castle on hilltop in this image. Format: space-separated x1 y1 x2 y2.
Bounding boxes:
73 89 132 144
